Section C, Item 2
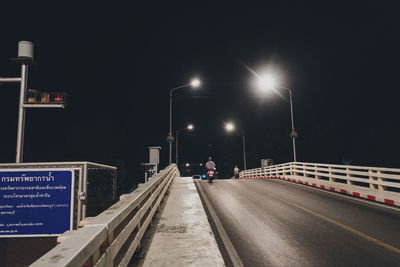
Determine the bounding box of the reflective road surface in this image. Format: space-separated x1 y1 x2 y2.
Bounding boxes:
197 179 400 267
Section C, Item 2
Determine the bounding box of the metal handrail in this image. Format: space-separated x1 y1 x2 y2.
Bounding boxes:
32 164 179 267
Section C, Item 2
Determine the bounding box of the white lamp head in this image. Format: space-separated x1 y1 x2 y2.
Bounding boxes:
257 74 276 92
225 122 235 132
190 78 201 88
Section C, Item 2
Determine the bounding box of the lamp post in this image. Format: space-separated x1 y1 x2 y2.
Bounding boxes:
225 122 247 170
175 124 194 168
287 88 297 162
257 74 297 162
168 78 200 165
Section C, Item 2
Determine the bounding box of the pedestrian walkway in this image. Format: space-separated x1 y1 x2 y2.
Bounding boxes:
142 177 224 266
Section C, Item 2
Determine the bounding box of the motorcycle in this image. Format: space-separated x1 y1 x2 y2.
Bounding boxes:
207 169 215 183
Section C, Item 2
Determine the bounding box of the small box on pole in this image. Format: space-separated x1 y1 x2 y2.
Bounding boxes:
145 146 161 182
149 146 161 165
18 41 34 60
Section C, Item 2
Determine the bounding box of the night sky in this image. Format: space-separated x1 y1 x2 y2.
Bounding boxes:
0 1 399 191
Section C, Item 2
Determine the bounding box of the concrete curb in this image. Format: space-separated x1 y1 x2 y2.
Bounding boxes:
195 180 244 267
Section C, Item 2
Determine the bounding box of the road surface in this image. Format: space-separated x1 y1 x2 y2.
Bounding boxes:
197 179 400 266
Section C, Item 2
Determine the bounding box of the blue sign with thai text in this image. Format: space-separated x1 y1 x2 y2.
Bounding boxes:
0 169 74 237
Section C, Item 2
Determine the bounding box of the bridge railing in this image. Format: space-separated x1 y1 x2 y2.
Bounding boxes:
239 162 292 179
32 164 179 267
240 162 400 206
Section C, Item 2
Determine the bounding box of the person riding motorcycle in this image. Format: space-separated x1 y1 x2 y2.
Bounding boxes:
205 157 216 183
234 165 240 178
205 157 216 171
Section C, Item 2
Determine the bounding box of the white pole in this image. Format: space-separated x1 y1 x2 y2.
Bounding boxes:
242 130 247 170
176 130 179 167
168 84 189 165
16 63 28 163
169 93 173 165
289 89 297 162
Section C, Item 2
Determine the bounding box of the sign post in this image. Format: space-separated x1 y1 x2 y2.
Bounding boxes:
0 41 66 163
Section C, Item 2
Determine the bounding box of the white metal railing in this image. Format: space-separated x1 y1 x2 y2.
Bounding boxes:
240 162 400 206
31 164 179 267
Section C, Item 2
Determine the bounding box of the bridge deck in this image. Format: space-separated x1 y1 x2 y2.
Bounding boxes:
141 177 224 266
197 179 400 267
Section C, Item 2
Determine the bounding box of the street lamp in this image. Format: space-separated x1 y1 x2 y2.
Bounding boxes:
175 124 194 167
225 122 234 132
225 122 247 170
256 73 298 162
257 74 276 92
191 79 201 87
168 78 200 165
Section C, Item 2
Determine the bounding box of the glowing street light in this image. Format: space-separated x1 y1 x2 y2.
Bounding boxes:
168 78 201 165
191 78 201 87
185 163 190 167
257 74 276 92
225 122 235 132
176 124 195 168
256 71 298 162
224 122 247 170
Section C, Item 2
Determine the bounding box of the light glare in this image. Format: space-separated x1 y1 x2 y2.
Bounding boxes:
191 78 201 87
225 122 235 132
187 124 194 130
257 74 275 92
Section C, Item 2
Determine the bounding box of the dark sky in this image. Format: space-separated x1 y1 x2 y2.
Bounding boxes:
0 1 399 188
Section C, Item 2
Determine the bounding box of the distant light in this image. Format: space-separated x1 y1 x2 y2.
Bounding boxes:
200 163 203 166
202 174 206 178
257 74 275 92
187 124 194 130
225 122 235 132
191 78 201 88
185 163 190 167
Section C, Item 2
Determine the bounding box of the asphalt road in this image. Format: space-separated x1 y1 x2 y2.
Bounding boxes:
197 179 400 267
